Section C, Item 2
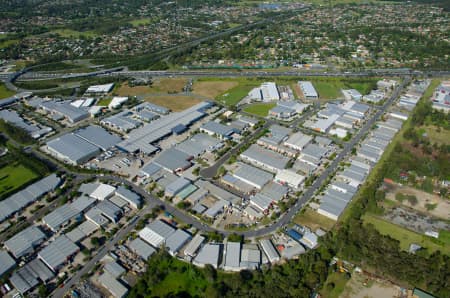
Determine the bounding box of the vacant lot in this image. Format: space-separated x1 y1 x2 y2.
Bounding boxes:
216 81 261 106
320 271 350 298
421 125 450 145
129 18 152 26
0 83 15 99
97 98 112 106
0 164 38 198
144 95 203 111
385 185 449 219
293 208 335 231
117 78 188 96
192 81 238 99
50 29 98 38
243 103 276 117
340 272 402 298
362 213 449 255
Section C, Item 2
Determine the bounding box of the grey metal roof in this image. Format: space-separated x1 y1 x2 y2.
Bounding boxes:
4 226 46 258
250 193 273 211
140 162 162 177
193 243 222 268
302 143 328 160
47 133 100 164
38 235 79 271
115 186 141 208
75 125 121 151
319 195 348 218
201 121 236 137
43 196 95 231
298 81 318 98
101 110 142 132
134 102 170 115
330 182 357 194
104 261 126 278
259 239 279 263
184 234 205 257
261 182 288 202
165 229 192 255
0 250 15 277
176 133 221 157
284 132 312 150
195 180 240 205
98 272 128 298
233 163 273 189
240 144 290 172
153 148 191 172
0 110 40 134
204 200 228 218
128 238 156 260
340 169 365 183
11 258 54 293
326 189 353 203
259 125 291 145
117 102 209 154
148 219 177 240
165 177 191 196
224 242 241 269
97 200 122 223
40 100 89 122
0 174 60 222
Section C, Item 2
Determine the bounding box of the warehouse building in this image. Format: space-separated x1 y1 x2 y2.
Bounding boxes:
184 234 205 258
283 132 312 151
97 200 122 223
0 174 60 223
115 186 142 209
248 82 280 102
268 105 296 120
90 183 116 201
258 125 291 147
128 238 156 261
240 244 261 270
75 125 121 151
38 235 79 272
341 89 362 101
4 226 46 259
43 196 96 232
101 110 142 133
232 163 273 190
47 134 101 165
250 193 273 213
259 239 280 263
298 81 318 100
193 243 222 269
240 144 290 173
299 144 328 166
317 196 348 221
86 83 114 94
9 258 54 294
104 261 126 278
195 180 241 205
224 242 241 272
0 110 52 139
0 250 15 277
176 133 222 157
260 182 288 202
134 102 170 115
98 272 128 298
275 169 305 189
200 121 238 140
66 220 98 243
153 148 193 173
165 177 192 197
166 229 192 256
117 102 211 154
139 220 176 248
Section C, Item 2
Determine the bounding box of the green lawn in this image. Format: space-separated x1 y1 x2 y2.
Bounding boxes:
129 18 153 26
0 83 15 99
97 98 112 106
216 81 260 106
50 29 98 38
0 163 39 198
320 271 350 298
243 102 276 117
362 214 450 255
312 79 377 99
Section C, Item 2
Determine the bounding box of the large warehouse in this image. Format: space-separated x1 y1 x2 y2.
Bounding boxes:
46 125 121 165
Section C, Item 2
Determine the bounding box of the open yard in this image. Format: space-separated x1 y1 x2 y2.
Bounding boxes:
0 83 15 99
312 79 377 100
0 163 39 198
339 271 402 298
97 98 112 106
50 29 98 38
362 213 450 255
216 80 261 106
243 103 276 117
129 18 153 26
385 185 450 219
421 125 450 145
117 78 188 96
144 95 203 111
320 271 350 298
192 80 238 99
293 208 336 231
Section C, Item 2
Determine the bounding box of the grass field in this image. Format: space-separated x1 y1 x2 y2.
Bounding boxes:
192 80 238 99
320 271 350 298
0 164 39 198
97 98 112 106
313 79 377 100
362 213 450 255
129 18 153 26
243 102 276 117
421 125 450 145
0 83 15 99
117 78 187 96
293 208 336 231
51 29 98 38
216 81 260 106
0 39 18 49
144 95 203 111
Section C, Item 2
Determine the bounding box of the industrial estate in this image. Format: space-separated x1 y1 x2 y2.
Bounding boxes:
0 1 448 298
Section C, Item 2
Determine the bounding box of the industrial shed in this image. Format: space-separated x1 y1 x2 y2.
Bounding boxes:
128 238 156 261
193 243 222 269
232 163 273 190
9 258 54 294
4 226 46 258
38 235 79 272
0 250 15 277
139 220 176 248
240 144 290 173
165 229 192 256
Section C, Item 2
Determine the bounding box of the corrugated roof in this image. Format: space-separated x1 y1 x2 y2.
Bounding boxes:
5 226 46 258
47 133 100 164
0 250 15 277
233 162 273 189
193 243 221 268
128 238 156 260
75 125 121 151
165 229 192 255
224 242 241 269
38 235 79 271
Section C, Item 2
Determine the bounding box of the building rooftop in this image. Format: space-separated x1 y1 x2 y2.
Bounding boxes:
47 133 100 164
193 243 222 268
240 144 290 172
224 242 241 270
38 235 79 272
104 261 126 278
184 234 205 257
298 81 318 98
153 148 192 173
4 226 46 258
98 272 128 298
0 250 15 277
75 125 121 151
165 229 192 256
128 238 156 261
201 121 236 138
233 163 273 189
284 132 312 150
139 220 176 247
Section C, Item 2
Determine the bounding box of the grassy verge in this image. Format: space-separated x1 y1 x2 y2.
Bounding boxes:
0 163 39 198
320 271 350 298
362 213 450 255
243 102 276 117
0 83 15 99
293 208 336 231
97 98 112 106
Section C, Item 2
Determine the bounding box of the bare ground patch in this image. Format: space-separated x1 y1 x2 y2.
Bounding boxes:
192 81 238 99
